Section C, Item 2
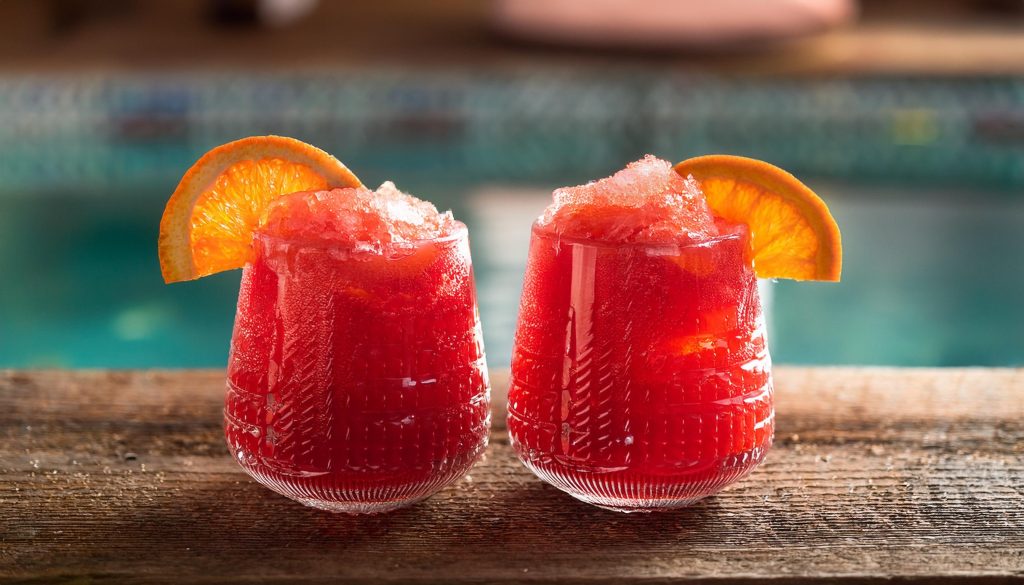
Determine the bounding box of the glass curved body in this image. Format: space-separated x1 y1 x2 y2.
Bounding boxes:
225 224 490 513
507 223 773 512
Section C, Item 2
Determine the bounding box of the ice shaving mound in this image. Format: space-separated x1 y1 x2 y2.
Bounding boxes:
538 155 722 244
258 182 456 248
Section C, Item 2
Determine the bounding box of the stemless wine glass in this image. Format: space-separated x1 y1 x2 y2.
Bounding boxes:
507 221 773 512
224 222 490 513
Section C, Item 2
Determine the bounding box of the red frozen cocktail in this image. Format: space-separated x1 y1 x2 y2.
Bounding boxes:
158 137 489 514
507 154 839 512
225 184 490 513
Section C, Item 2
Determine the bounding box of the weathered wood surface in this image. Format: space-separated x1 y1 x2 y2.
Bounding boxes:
1 368 1022 584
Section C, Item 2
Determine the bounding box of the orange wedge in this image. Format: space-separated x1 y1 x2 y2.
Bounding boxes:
158 136 362 283
674 155 842 282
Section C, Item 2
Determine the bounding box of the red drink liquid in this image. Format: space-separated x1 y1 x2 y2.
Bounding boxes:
225 187 490 513
507 158 773 512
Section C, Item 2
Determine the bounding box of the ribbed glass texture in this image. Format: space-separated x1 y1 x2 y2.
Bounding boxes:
224 224 490 513
508 223 773 512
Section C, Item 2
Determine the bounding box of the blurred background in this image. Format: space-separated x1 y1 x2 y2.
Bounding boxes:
1 0 1022 368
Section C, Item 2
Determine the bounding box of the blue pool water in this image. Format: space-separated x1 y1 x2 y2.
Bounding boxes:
2 179 1021 368
1 72 1022 367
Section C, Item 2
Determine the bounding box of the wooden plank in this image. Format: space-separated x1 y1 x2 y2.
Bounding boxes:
1 368 1022 583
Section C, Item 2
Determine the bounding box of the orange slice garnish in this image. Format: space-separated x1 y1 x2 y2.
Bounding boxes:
674 155 842 281
158 135 362 283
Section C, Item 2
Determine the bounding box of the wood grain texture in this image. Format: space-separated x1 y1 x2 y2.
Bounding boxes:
1 368 1022 584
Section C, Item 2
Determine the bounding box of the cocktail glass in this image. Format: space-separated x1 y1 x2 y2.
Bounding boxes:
225 222 490 513
507 221 772 512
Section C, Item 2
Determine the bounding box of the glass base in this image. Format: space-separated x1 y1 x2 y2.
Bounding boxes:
585 495 713 514
290 495 430 515
234 439 486 514
519 445 770 513
240 463 468 514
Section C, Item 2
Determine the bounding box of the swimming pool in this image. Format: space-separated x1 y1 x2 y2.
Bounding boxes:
1 71 1021 367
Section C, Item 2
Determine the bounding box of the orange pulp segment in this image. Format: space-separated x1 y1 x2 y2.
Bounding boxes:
673 155 842 281
158 135 362 283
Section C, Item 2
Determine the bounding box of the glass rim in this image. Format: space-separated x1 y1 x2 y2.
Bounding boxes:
252 219 469 251
529 219 746 250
